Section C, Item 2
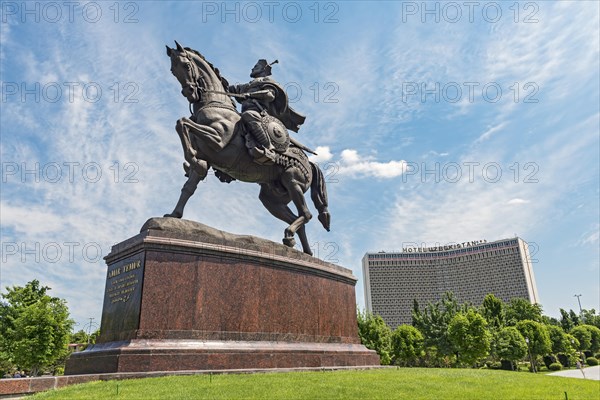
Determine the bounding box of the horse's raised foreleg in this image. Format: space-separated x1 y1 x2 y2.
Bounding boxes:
178 117 226 152
164 165 207 218
259 186 312 255
176 118 200 170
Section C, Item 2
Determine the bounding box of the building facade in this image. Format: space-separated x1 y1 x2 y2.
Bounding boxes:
362 237 539 329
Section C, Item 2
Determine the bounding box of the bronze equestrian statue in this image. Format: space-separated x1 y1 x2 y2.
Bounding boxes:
164 41 330 255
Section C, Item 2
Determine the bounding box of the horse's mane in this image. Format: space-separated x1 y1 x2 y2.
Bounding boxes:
184 47 230 90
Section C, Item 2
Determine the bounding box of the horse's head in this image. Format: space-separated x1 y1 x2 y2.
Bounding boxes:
166 41 203 103
166 41 233 107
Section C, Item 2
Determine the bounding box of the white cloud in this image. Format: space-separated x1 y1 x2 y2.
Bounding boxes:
338 149 408 179
376 110 599 258
476 122 507 143
579 227 599 247
308 146 333 163
426 150 449 158
507 198 530 205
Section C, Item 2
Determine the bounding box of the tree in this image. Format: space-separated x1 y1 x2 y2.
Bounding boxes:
584 325 600 353
569 310 581 325
580 309 600 329
481 294 504 330
0 280 73 376
447 309 491 366
357 310 392 365
391 325 424 367
71 329 89 345
493 326 527 369
505 298 543 325
70 328 101 352
542 315 560 327
570 325 600 353
412 292 468 359
570 325 592 351
516 320 552 370
546 325 576 355
89 328 101 344
559 308 575 332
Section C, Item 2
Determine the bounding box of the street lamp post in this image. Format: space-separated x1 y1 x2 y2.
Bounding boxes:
574 294 583 314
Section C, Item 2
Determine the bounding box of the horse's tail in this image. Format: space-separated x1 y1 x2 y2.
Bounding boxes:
309 161 330 231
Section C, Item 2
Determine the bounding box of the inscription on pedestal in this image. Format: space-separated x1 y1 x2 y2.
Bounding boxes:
100 254 145 341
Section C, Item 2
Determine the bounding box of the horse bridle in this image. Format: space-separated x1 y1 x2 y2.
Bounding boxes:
180 50 237 115
178 50 203 114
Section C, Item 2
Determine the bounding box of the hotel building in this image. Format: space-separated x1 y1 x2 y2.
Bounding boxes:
362 237 539 329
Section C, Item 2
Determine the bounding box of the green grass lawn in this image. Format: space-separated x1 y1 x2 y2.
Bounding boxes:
33 368 599 400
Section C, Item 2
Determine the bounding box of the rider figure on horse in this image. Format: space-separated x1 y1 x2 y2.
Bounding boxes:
228 59 306 165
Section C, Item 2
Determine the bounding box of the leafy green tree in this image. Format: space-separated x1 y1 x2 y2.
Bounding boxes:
569 310 581 326
516 320 552 370
412 292 468 359
71 329 89 345
559 309 575 332
580 325 600 353
89 328 101 344
447 309 491 366
481 294 504 330
0 280 73 376
70 328 101 352
542 315 560 327
569 325 600 353
546 325 576 355
357 310 392 365
580 309 600 329
505 298 543 325
493 326 527 369
0 348 12 376
391 325 424 367
570 325 592 351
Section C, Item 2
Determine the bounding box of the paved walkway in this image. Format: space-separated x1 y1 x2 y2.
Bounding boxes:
548 365 600 380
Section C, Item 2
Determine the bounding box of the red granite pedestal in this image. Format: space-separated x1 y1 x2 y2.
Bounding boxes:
65 218 379 374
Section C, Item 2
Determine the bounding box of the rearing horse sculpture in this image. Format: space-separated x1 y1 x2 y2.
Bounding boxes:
164 41 330 255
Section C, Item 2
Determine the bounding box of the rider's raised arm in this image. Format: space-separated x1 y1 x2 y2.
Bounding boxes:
228 83 249 94
247 89 275 102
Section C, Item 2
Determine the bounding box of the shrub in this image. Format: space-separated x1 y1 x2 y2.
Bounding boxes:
485 361 502 370
583 350 593 358
391 325 424 367
548 362 562 371
543 355 558 369
357 311 392 365
595 353 600 360
557 353 571 367
500 359 516 371
586 357 598 366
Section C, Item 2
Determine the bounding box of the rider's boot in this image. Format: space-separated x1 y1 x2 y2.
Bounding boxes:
247 121 276 165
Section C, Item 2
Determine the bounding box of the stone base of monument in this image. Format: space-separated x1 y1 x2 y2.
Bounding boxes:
65 218 379 374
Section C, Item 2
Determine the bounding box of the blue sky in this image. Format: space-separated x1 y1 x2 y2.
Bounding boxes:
1 1 598 328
